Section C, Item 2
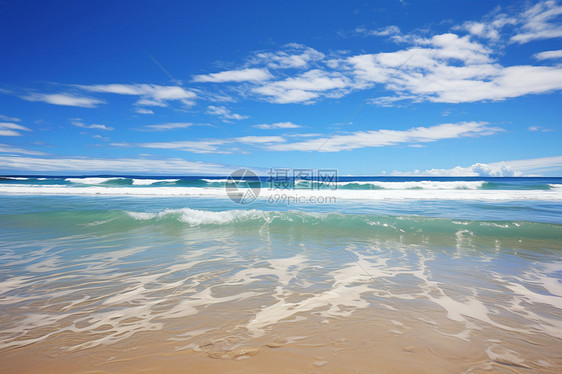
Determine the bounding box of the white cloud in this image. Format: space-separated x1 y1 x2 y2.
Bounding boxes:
354 25 405 41
22 93 104 108
348 32 562 104
286 133 322 138
119 121 500 154
0 115 21 122
77 84 196 107
140 122 196 131
458 14 517 42
254 122 301 129
500 155 562 174
186 2 562 106
0 122 32 136
533 49 562 60
432 65 562 103
0 130 21 136
114 139 230 154
0 144 47 155
458 1 562 44
390 156 562 176
0 155 232 175
269 69 349 91
253 87 319 104
135 108 154 114
369 25 401 36
249 43 325 69
395 163 523 177
192 68 273 83
71 120 114 131
353 25 419 44
116 135 285 154
511 0 562 44
236 136 284 143
528 125 553 132
207 105 249 121
348 32 493 79
268 121 501 152
20 2 554 113
368 94 420 107
253 69 350 103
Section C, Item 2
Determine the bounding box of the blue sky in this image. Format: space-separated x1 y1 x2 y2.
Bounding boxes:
1 0 561 176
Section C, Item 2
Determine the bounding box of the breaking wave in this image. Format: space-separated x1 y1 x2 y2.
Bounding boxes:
4 207 560 241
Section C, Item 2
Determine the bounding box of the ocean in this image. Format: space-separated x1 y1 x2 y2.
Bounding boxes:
1 176 561 373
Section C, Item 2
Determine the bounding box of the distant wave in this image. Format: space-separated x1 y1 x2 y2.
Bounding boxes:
334 180 486 190
132 178 179 185
2 184 562 201
3 177 561 191
65 177 126 184
201 178 234 183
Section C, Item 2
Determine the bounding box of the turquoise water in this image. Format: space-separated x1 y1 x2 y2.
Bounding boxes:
0 176 561 371
1 175 562 191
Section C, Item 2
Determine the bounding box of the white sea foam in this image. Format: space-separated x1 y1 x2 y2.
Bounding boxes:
201 179 234 183
337 180 486 189
2 184 562 201
132 178 179 185
126 211 158 220
126 207 265 227
485 343 529 368
65 177 125 184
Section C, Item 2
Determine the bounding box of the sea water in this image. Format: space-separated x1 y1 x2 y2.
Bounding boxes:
0 176 561 373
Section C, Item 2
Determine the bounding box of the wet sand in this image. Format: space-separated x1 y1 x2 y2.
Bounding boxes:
2 302 560 374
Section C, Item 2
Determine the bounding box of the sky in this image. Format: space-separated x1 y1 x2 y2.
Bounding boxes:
0 0 561 176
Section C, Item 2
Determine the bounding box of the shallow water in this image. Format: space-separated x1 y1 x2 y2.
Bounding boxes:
1 179 561 373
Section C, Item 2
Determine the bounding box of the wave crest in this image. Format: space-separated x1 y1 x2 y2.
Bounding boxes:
66 177 126 184
118 208 562 240
126 208 267 227
337 180 486 190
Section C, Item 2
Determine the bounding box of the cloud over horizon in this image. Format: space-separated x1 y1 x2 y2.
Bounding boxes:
390 156 562 177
